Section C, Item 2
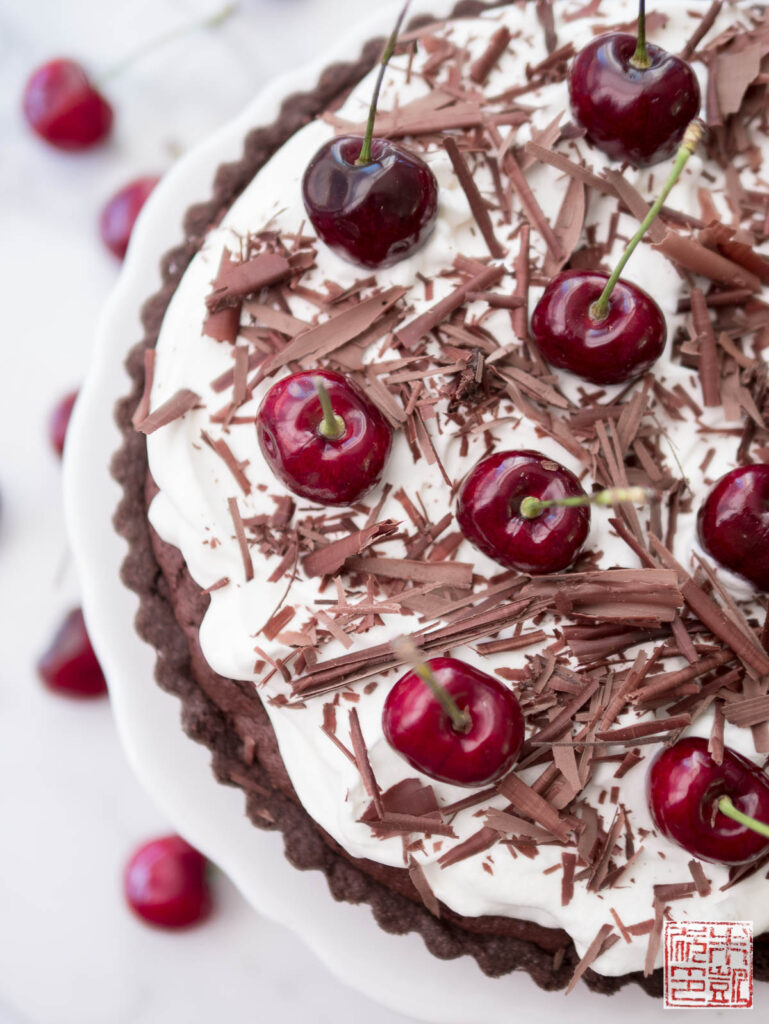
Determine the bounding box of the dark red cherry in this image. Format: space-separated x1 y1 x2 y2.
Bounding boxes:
697 464 769 591
99 176 159 259
49 389 78 457
383 656 525 787
531 269 666 385
22 59 113 150
37 608 107 697
456 450 590 574
648 736 769 865
256 369 392 506
569 33 700 166
302 136 438 268
124 835 212 929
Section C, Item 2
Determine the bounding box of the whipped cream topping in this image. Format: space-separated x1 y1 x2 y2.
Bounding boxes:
145 0 769 976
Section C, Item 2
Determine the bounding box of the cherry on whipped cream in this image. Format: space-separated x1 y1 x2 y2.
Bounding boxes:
22 60 113 150
648 736 769 865
124 835 212 928
531 121 702 385
256 369 392 507
99 177 159 259
302 3 438 268
36 608 107 697
697 464 769 591
383 646 524 788
568 1 700 166
456 450 590 574
49 389 78 458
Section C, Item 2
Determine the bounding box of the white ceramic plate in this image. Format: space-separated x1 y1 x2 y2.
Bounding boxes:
63 3 710 1020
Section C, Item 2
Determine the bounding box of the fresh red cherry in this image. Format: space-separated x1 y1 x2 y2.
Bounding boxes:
99 176 159 259
124 835 212 929
697 465 769 591
648 736 769 865
49 389 78 457
256 369 392 506
37 608 107 697
569 0 700 166
383 650 525 788
302 136 438 269
22 59 113 150
531 270 666 385
531 120 702 385
456 450 590 574
302 4 438 268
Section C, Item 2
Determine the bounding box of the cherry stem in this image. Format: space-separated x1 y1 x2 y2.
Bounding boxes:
313 379 345 440
392 636 473 734
519 486 649 521
590 120 703 322
718 795 769 840
356 1 410 166
630 0 650 70
98 3 237 84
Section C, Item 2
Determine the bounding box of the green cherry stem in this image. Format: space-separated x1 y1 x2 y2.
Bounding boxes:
718 795 769 840
392 636 472 734
630 0 650 70
314 379 345 440
99 3 237 84
519 486 650 521
356 1 411 166
590 119 703 322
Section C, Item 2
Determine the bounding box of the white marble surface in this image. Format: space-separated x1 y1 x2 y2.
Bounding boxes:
0 1 422 1021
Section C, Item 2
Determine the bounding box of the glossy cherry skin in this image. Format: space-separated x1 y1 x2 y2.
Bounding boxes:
531 270 666 385
22 59 113 150
456 450 590 574
569 33 700 166
648 737 769 865
99 177 159 259
256 369 392 506
383 657 525 787
124 835 212 929
697 464 769 591
36 608 107 697
49 389 78 457
302 136 438 268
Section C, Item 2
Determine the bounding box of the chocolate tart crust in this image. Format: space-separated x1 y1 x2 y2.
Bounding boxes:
111 1 769 997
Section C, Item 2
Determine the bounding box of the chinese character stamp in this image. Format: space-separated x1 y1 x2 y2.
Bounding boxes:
664 920 753 1009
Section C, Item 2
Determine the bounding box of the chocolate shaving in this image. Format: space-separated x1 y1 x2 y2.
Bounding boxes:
566 923 618 995
204 305 241 343
469 25 511 84
595 714 691 744
346 555 472 588
408 857 441 916
679 1 723 60
520 569 682 624
437 827 498 868
443 137 504 258
688 859 712 897
201 430 250 495
690 287 721 408
263 286 407 376
206 251 293 312
561 851 576 906
496 773 572 842
396 263 505 350
134 388 200 435
349 707 382 819
302 519 399 578
227 496 253 582
644 902 667 977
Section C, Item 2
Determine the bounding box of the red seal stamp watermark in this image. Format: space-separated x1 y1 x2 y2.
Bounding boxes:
664 920 753 1008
